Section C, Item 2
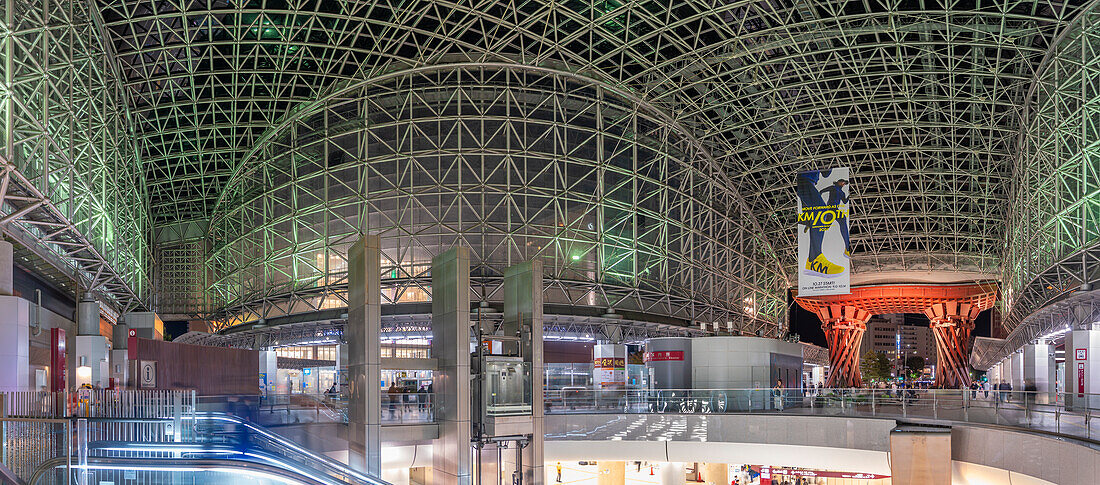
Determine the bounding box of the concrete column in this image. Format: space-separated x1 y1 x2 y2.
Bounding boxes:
74 298 109 388
658 463 684 485
889 426 951 485
1010 351 1024 391
596 461 625 485
1022 344 1050 396
1066 329 1100 410
110 318 128 388
0 239 29 391
0 240 12 296
702 463 726 485
431 247 471 485
348 235 382 477
259 350 277 396
0 295 30 391
504 260 544 485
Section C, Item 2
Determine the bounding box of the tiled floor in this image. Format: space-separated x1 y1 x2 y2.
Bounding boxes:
546 462 670 485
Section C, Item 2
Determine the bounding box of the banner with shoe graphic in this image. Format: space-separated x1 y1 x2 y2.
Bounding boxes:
796 167 851 296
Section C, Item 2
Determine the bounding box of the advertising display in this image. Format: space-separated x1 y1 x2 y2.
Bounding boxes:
797 167 851 296
593 344 627 388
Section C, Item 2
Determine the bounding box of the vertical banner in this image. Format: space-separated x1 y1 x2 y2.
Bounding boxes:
50 328 67 391
796 168 851 296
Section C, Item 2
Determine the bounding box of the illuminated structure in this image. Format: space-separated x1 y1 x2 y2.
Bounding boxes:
2 1 1098 369
796 284 997 387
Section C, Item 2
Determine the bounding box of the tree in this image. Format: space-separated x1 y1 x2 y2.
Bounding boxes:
860 350 892 383
904 356 926 378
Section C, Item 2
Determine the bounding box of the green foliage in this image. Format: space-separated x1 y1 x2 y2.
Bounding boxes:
860 350 893 383
904 356 926 378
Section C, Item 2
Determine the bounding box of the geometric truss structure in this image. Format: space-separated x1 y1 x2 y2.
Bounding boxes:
1 0 150 312
89 0 1090 328
203 66 786 335
995 2 1100 367
796 283 997 388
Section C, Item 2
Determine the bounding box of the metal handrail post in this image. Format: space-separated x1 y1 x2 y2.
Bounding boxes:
871 390 876 416
933 391 938 419
964 389 969 422
66 419 71 485
77 418 87 485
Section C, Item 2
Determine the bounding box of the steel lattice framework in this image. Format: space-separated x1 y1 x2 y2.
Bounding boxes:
1 0 150 312
203 66 786 333
6 0 1099 340
982 1 1100 367
86 0 1086 326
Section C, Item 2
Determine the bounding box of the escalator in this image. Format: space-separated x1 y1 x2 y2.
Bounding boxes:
28 413 390 485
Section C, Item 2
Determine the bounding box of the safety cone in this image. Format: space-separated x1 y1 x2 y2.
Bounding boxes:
649 465 654 475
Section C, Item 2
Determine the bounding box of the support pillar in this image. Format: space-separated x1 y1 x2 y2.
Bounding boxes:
0 240 12 296
889 426 951 485
503 260 544 485
1022 344 1050 398
1009 350 1024 390
701 463 727 485
596 461 625 485
110 318 128 388
658 463 684 485
348 235 382 477
813 305 871 387
925 301 980 388
0 240 29 391
258 350 277 397
431 247 471 485
1066 329 1100 410
74 297 109 388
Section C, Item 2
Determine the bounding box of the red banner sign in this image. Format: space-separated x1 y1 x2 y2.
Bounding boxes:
1079 362 1086 398
762 467 888 480
50 328 67 391
593 357 625 368
644 351 684 362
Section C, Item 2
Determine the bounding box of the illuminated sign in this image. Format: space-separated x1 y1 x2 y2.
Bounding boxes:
593 357 625 368
762 467 889 480
644 351 684 362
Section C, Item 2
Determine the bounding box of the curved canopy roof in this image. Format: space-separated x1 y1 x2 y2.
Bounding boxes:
94 0 1090 315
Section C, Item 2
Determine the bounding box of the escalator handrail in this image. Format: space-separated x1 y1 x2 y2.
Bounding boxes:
30 454 336 485
191 412 392 485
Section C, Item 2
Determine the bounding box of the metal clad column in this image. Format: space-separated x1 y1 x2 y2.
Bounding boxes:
645 337 692 390
505 260 544 485
348 235 382 477
0 240 12 296
432 247 471 485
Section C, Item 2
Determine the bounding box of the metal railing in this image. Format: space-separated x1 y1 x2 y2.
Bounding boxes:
543 387 1100 443
0 390 194 485
253 392 434 424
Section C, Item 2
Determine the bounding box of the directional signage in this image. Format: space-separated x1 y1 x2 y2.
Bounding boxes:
139 360 157 389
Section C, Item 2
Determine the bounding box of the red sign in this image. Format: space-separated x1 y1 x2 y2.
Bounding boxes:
128 328 136 338
49 328 67 391
772 469 889 479
763 467 889 480
593 357 625 368
1077 348 1088 361
644 351 684 362
1079 362 1086 398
